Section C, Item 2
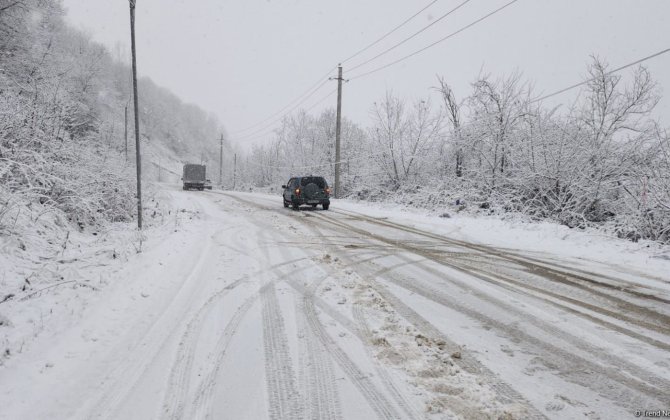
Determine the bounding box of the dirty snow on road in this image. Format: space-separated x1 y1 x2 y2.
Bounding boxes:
1 187 669 420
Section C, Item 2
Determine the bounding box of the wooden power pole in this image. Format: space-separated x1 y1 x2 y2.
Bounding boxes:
129 0 142 229
219 134 223 186
233 153 237 190
333 64 343 198
124 105 128 162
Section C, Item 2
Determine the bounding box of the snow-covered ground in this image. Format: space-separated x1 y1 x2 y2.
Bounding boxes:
1 186 668 419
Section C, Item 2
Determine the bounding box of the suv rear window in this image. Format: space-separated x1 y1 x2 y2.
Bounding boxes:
300 177 327 188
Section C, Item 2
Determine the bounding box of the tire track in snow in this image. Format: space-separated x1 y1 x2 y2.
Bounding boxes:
223 194 405 419
278 210 418 420
380 268 669 409
312 210 670 398
219 192 670 414
291 209 544 418
302 295 402 420
293 221 421 420
448 257 670 347
371 251 670 400
351 304 424 420
295 297 343 420
357 277 546 419
261 282 303 420
161 275 247 420
230 193 522 418
188 294 258 420
330 208 670 308
78 231 214 420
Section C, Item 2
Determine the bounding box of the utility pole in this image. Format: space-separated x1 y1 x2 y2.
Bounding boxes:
332 64 344 198
233 153 237 190
129 0 142 229
219 134 223 187
124 105 128 161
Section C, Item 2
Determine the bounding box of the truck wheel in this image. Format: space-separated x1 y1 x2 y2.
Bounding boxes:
283 200 289 208
322 203 329 210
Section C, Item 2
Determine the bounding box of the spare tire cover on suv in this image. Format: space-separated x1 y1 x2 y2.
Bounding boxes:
303 182 319 199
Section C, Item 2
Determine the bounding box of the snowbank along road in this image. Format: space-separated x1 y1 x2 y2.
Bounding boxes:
1 186 669 419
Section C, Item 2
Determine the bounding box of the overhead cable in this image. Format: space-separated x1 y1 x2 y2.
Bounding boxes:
229 65 336 134
231 87 339 144
232 78 331 141
532 47 670 103
347 0 472 73
349 0 520 81
340 0 440 65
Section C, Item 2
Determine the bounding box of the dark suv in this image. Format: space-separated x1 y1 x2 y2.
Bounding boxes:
282 176 331 210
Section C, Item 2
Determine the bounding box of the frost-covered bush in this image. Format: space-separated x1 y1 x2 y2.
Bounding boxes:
0 2 132 230
0 0 228 231
240 57 669 243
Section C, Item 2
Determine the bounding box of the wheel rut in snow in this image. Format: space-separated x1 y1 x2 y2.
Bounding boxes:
362 244 670 400
261 282 303 420
302 296 402 420
161 274 248 420
224 193 540 418
301 217 544 419
227 194 406 420
297 207 670 413
330 208 670 305
353 280 547 419
379 265 669 409
188 294 258 419
310 210 670 344
296 297 343 420
296 222 422 420
288 204 546 419
79 231 215 420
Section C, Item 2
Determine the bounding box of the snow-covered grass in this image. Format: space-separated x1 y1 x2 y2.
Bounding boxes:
0 185 182 365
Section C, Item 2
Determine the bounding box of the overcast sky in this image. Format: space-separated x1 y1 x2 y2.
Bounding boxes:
62 0 670 150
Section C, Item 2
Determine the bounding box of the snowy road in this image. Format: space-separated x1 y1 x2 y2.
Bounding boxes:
1 187 669 419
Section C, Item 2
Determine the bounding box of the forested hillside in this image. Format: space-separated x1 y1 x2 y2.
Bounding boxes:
0 0 231 232
242 59 670 243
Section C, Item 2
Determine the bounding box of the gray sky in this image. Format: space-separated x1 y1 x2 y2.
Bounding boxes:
63 0 670 150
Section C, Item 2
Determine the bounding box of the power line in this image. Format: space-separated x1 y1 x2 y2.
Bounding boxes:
234 86 337 143
229 65 336 134
228 1 443 134
231 87 339 144
232 78 331 141
340 0 440 65
532 47 670 103
349 0 520 81
347 0 472 73
305 87 339 113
